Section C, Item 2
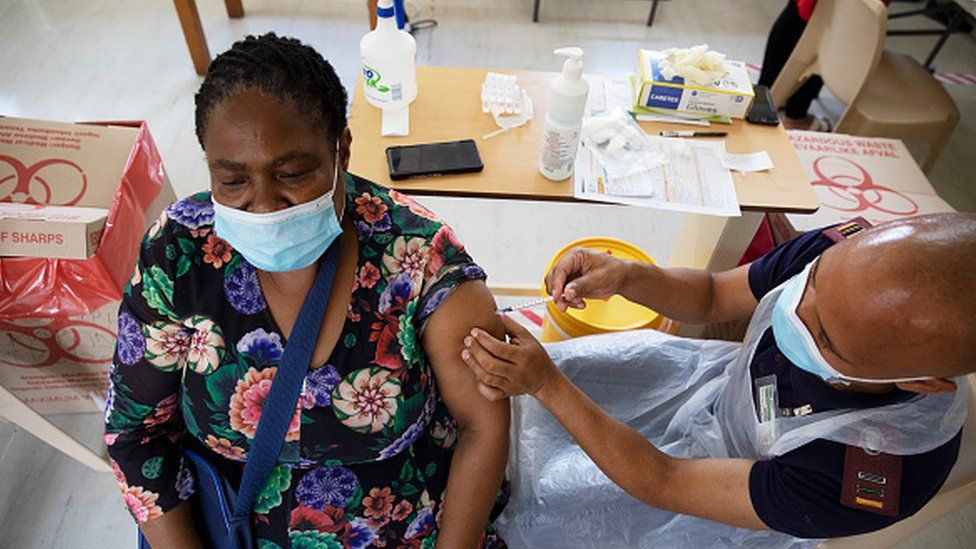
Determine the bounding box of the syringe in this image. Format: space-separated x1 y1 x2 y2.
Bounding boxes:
495 296 554 314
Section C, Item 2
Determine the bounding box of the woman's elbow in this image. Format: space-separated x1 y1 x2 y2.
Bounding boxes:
455 402 510 447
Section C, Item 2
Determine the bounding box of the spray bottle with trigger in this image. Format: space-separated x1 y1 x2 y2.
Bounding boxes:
360 0 417 109
539 47 589 181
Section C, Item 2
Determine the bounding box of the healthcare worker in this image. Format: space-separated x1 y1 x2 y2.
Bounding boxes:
461 213 975 547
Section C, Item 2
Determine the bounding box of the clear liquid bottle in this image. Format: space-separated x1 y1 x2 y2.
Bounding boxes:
360 0 417 108
539 47 589 181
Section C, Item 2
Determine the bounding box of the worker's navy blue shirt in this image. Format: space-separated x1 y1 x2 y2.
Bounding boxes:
746 227 963 539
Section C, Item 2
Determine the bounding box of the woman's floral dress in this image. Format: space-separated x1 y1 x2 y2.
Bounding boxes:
104 174 505 548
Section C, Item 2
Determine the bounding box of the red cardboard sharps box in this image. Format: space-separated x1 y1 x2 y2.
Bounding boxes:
0 117 176 413
0 203 109 259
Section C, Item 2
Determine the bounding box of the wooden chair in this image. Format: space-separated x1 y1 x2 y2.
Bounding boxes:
172 0 377 75
771 0 959 173
172 0 244 76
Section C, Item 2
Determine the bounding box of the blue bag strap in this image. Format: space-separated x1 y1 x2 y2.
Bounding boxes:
231 240 341 518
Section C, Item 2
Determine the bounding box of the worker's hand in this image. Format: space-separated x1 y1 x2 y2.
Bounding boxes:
545 247 629 312
461 314 560 400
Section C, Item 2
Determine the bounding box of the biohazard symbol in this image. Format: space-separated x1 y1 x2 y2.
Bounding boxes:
811 156 919 216
0 155 88 205
0 316 116 368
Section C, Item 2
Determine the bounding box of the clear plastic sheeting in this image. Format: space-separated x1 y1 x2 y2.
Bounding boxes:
497 331 805 548
498 271 968 548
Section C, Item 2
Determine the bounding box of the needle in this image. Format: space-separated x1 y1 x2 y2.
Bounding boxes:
495 296 554 314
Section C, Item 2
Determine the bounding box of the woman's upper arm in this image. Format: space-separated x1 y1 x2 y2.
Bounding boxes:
104 214 193 521
420 280 509 430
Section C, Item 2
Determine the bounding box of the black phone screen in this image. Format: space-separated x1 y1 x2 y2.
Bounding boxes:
386 139 484 180
746 85 780 126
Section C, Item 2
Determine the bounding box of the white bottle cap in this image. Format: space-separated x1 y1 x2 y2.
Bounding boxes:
377 0 395 18
554 47 584 81
546 46 588 126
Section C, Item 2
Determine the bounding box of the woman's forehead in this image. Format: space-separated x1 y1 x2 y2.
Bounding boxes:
205 88 330 150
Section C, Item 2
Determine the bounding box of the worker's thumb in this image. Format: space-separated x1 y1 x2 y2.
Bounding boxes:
500 312 534 340
563 277 592 303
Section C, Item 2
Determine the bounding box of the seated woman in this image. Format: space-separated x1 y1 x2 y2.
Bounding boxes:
104 33 508 549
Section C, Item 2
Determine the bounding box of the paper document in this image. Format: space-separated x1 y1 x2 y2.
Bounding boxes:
381 106 409 136
723 151 774 172
574 137 741 217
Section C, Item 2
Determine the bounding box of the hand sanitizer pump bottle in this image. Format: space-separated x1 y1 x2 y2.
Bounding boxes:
360 0 417 109
539 47 589 181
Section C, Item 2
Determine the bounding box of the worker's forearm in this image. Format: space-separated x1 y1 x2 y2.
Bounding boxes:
533 371 676 508
620 262 717 323
138 500 204 549
437 422 508 548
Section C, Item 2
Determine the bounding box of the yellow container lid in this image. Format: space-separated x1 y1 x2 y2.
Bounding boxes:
543 237 661 336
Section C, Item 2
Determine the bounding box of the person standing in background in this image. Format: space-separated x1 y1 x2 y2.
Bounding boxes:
758 0 892 131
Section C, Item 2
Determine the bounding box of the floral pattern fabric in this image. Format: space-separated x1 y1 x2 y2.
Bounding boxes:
104 174 504 547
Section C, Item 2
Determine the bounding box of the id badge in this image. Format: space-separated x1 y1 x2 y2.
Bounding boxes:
754 374 779 450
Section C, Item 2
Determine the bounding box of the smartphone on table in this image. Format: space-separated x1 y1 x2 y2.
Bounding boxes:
386 139 484 180
746 85 781 126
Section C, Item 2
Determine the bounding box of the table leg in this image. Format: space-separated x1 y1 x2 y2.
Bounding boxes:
924 14 961 69
369 0 378 29
0 384 112 473
887 3 972 69
225 0 244 18
667 212 763 338
668 212 764 272
533 0 541 23
647 0 660 26
173 0 211 76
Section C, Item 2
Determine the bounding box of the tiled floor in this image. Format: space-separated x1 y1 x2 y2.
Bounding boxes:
1 0 974 547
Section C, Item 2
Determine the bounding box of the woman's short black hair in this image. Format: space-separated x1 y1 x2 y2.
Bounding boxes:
194 32 348 147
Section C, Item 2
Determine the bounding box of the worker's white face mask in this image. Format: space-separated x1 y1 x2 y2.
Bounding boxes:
771 259 934 386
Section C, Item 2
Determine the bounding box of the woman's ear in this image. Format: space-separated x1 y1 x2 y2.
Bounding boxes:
895 378 957 394
339 127 352 173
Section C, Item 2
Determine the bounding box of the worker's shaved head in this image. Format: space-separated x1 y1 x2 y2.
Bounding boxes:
802 213 976 382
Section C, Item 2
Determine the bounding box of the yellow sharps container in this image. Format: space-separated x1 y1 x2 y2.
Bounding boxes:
540 237 662 342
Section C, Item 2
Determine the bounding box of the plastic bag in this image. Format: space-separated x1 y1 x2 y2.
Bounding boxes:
580 108 666 181
0 121 172 319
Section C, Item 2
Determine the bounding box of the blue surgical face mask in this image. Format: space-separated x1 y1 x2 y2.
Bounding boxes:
771 259 934 386
211 146 343 272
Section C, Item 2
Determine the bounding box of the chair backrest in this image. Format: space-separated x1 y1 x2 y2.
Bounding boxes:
771 0 887 108
943 375 976 490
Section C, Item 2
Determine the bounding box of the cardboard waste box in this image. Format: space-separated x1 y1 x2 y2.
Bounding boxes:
0 117 176 413
768 131 956 244
710 131 957 344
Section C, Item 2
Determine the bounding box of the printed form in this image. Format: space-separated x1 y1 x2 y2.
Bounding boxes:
574 137 742 217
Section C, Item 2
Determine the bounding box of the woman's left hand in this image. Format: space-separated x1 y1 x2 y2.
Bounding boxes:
462 314 560 400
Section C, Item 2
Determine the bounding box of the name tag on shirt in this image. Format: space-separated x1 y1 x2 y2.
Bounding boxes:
840 445 902 517
754 375 778 451
756 375 778 423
